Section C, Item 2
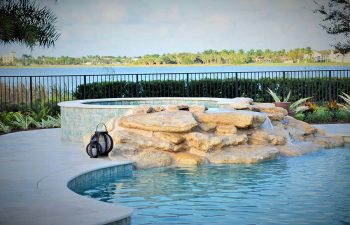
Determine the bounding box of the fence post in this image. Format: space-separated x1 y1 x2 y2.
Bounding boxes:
83 75 87 99
328 70 332 101
282 71 286 99
235 72 238 97
29 76 33 108
186 73 189 97
136 74 139 97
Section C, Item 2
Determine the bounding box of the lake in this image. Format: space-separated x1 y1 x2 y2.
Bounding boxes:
0 65 349 76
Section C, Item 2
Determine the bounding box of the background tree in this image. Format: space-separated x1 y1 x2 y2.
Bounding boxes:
314 0 350 54
0 0 59 48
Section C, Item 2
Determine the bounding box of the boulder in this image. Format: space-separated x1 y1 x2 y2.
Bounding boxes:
220 134 248 147
193 110 265 128
277 142 321 156
284 116 316 136
189 105 207 113
198 123 216 132
227 97 253 110
153 132 185 144
216 125 237 135
153 105 165 112
132 150 173 169
313 136 344 148
208 146 279 164
113 130 183 152
253 103 288 115
109 143 140 158
267 134 286 145
166 105 180 111
186 132 222 152
119 111 198 132
248 130 269 145
172 152 204 166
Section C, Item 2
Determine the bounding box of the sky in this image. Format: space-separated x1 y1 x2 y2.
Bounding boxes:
0 0 338 57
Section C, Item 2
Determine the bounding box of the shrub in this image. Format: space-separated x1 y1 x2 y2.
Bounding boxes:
72 77 350 102
0 122 11 133
294 113 305 121
11 112 34 130
334 109 350 122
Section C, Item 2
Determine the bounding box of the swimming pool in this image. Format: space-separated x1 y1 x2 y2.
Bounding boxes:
75 147 350 225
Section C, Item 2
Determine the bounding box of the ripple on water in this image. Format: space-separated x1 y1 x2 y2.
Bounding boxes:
79 148 350 225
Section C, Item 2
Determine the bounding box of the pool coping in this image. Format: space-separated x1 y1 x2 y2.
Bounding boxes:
57 97 233 109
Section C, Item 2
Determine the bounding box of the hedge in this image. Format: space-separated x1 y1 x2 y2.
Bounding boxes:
73 77 350 102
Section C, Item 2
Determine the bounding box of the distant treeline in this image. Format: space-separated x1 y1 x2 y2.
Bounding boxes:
4 47 321 66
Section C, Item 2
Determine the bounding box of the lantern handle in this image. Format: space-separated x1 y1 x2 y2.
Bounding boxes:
96 123 108 132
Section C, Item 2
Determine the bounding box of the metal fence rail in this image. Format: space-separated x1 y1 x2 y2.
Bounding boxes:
1 70 350 111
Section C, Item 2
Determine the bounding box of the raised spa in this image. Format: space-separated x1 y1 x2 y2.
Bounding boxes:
58 97 234 142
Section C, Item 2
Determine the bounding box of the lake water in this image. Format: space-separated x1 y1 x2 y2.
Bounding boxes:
78 148 350 225
0 65 349 76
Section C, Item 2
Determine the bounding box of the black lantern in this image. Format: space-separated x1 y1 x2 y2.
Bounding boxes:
86 135 102 158
86 123 113 158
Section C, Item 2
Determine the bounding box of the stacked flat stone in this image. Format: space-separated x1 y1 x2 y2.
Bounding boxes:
83 98 348 169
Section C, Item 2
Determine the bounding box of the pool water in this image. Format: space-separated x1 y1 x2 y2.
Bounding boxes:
79 148 350 225
83 99 219 108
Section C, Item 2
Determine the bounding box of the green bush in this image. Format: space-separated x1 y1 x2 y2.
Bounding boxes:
73 77 350 102
294 113 305 121
334 109 350 122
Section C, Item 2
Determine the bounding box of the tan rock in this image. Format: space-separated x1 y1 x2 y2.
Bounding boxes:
220 134 248 147
208 146 279 164
198 123 216 132
344 136 350 145
177 104 190 110
216 125 237 135
277 142 321 156
313 136 344 148
132 150 173 169
113 130 176 151
193 110 266 128
284 116 316 136
186 132 222 152
268 135 286 145
248 130 269 145
166 105 180 111
153 105 165 112
227 97 253 110
172 152 204 166
189 105 207 113
267 112 285 121
153 132 185 144
109 143 140 158
316 128 327 136
253 103 288 116
129 105 154 114
119 111 198 132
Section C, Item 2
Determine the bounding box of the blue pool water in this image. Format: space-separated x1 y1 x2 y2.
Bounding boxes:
79 148 350 225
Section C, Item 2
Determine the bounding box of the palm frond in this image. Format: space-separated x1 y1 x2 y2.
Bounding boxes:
290 97 313 110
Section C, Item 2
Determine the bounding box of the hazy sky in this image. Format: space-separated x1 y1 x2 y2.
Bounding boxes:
0 0 336 57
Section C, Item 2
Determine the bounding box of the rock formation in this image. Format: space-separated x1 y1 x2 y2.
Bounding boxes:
83 98 348 169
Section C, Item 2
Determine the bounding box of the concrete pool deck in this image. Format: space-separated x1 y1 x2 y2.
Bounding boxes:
0 124 349 225
0 129 132 225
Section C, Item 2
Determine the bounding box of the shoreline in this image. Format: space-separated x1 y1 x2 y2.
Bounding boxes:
1 62 350 69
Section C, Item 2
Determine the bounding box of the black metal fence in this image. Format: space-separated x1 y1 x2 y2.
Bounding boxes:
1 70 350 111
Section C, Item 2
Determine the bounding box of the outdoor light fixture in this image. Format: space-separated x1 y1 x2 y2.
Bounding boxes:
86 123 113 158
